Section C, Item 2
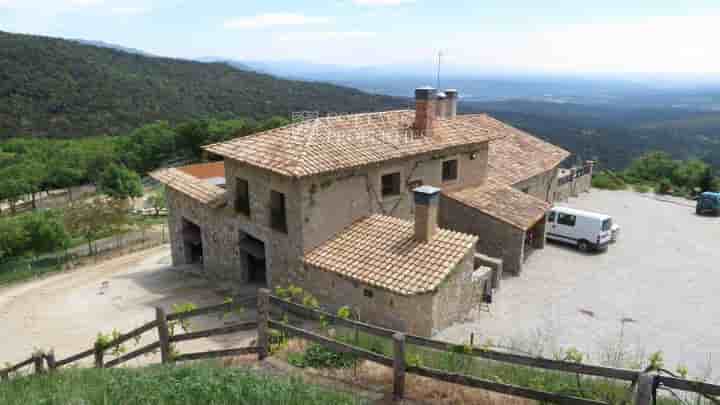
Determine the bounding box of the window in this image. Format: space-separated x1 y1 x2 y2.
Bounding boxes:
235 178 250 216
363 288 374 298
547 211 556 223
557 213 576 227
270 190 287 233
521 187 530 194
602 219 612 231
381 172 401 197
442 159 458 182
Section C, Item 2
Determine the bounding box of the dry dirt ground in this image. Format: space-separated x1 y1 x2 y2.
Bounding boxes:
438 189 720 380
0 245 257 368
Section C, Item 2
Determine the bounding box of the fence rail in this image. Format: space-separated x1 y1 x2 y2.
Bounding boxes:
3 289 719 405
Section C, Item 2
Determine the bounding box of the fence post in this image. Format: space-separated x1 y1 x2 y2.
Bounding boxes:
33 353 45 375
45 351 57 373
156 307 171 364
393 332 406 400
257 288 270 361
94 342 104 368
633 373 656 405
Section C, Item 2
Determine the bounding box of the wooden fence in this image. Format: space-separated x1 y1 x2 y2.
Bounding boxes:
2 289 719 405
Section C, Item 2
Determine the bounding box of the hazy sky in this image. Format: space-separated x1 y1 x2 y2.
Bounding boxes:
1 0 719 75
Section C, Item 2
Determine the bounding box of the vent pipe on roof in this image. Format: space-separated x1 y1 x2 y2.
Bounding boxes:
413 185 441 242
445 89 458 118
414 86 436 136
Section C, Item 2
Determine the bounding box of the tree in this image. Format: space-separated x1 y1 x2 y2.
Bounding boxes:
671 159 708 190
0 217 28 261
97 164 143 200
699 167 716 193
20 210 69 259
626 152 678 183
0 165 32 214
64 198 128 255
147 189 167 216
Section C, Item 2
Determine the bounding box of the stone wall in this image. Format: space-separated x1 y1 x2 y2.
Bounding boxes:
513 168 559 203
439 196 527 275
300 250 478 336
299 265 435 335
165 188 245 283
299 143 489 253
431 251 481 333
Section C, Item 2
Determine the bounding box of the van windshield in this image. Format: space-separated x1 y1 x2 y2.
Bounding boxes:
602 219 612 231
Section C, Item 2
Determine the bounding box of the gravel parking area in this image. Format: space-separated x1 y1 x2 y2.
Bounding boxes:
0 246 257 368
438 189 720 378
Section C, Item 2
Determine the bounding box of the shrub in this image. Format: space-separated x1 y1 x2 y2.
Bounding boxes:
592 172 626 190
656 178 673 195
289 343 357 369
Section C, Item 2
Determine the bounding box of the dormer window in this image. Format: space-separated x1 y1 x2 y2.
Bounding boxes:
442 159 458 182
381 172 401 198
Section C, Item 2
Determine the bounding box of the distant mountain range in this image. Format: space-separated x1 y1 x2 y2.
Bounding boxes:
0 31 403 138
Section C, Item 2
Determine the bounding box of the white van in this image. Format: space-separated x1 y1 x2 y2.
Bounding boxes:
546 207 613 252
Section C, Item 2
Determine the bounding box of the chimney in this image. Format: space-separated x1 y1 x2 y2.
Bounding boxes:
445 89 458 118
414 86 436 136
413 185 441 242
435 91 448 119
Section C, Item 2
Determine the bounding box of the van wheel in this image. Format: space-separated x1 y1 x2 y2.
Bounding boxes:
578 240 591 252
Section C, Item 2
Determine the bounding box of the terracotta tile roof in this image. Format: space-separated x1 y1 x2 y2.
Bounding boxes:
150 167 227 208
204 110 507 178
178 161 225 180
445 180 551 231
487 122 570 186
302 214 477 296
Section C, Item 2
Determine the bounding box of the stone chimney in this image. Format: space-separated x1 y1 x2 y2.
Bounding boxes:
445 89 458 118
435 91 448 119
414 86 436 136
413 185 441 242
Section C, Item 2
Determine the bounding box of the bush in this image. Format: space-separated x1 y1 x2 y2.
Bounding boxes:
656 178 673 195
288 343 357 369
592 172 626 190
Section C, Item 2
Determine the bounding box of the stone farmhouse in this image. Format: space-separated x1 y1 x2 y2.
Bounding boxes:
152 87 591 335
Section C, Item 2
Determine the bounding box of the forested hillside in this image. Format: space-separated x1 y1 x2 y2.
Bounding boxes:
0 31 403 139
463 100 720 170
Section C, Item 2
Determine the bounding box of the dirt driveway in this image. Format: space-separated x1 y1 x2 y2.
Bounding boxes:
438 189 720 379
0 245 257 367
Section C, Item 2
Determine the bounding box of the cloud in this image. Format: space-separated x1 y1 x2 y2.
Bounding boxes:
0 0 103 9
223 13 332 30
110 6 148 15
352 0 415 5
277 31 377 41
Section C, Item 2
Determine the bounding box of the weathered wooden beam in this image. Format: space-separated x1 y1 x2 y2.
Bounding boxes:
393 333 406 400
55 348 95 368
269 295 397 338
405 335 639 382
257 289 270 361
406 364 607 405
33 354 45 375
633 373 656 405
166 296 256 321
658 375 720 397
170 322 257 343
94 343 104 368
2 357 34 374
45 351 57 372
173 347 259 362
269 320 394 368
105 320 159 348
156 307 171 364
105 342 161 368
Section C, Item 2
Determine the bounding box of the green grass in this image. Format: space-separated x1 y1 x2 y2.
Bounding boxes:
323 327 690 405
0 256 67 286
0 362 366 405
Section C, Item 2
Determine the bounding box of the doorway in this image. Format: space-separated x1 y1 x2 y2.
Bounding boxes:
181 218 203 265
239 232 267 285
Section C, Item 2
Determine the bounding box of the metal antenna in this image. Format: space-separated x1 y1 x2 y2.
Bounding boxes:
436 50 443 89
